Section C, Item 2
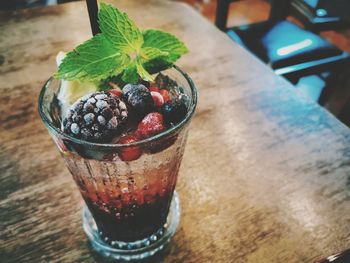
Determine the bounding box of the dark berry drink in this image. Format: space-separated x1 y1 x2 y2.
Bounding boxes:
39 66 197 261
58 74 189 241
63 123 187 242
51 70 193 244
39 3 197 260
85 190 173 241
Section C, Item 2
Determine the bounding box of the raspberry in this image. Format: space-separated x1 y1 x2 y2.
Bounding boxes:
117 134 142 161
155 72 177 90
122 84 154 115
62 92 128 142
149 85 160 93
162 97 188 125
151 91 164 108
108 87 122 98
159 89 170 103
136 112 165 139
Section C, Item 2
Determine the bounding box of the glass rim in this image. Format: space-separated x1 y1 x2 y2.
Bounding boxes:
38 65 198 148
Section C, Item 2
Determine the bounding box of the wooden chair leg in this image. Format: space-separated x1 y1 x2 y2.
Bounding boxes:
215 0 230 31
285 75 300 85
319 76 336 105
338 99 350 127
321 67 350 117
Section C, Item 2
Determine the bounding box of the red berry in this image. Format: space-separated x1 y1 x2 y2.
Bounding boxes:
159 89 170 103
117 134 142 161
151 91 164 108
136 112 165 139
108 88 122 98
149 85 160 93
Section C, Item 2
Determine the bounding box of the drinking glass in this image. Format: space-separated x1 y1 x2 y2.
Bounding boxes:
38 66 197 261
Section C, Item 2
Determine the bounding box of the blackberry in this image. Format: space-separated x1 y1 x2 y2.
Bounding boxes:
155 73 177 90
122 84 154 116
162 96 188 125
63 92 128 142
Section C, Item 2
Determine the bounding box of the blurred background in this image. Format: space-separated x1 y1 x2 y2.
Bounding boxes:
1 0 349 127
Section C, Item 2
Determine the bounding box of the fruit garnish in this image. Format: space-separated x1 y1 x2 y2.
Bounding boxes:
55 3 188 84
155 72 178 90
117 134 143 161
136 112 165 139
159 89 170 103
108 85 122 98
149 86 160 93
63 92 128 142
150 91 164 108
122 84 154 115
162 98 187 125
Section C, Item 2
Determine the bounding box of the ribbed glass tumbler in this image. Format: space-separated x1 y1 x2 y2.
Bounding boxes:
38 66 197 261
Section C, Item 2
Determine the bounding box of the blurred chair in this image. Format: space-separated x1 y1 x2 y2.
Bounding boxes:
338 99 350 127
0 0 57 10
215 0 350 105
290 0 349 32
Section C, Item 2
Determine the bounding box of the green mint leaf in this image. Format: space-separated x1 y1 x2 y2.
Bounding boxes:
140 47 168 60
121 59 154 84
137 47 169 78
122 61 139 84
142 29 188 63
98 3 143 53
55 34 130 81
143 58 173 74
136 59 154 82
121 47 167 83
56 4 189 84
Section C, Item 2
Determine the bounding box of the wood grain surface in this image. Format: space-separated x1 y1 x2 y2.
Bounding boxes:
1 1 350 262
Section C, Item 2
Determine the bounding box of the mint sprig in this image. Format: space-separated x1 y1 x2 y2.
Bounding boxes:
98 3 143 53
55 3 188 84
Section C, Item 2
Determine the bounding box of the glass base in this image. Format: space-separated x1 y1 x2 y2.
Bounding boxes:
82 191 180 261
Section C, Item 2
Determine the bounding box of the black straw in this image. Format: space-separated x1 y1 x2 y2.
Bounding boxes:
86 0 101 36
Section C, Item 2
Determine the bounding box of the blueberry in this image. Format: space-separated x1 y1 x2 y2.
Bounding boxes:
122 84 154 115
162 98 188 125
122 84 144 100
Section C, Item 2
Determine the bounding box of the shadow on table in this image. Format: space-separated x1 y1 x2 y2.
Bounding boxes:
88 241 173 263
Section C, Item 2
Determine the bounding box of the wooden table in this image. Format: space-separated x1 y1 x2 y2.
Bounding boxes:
1 1 350 262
